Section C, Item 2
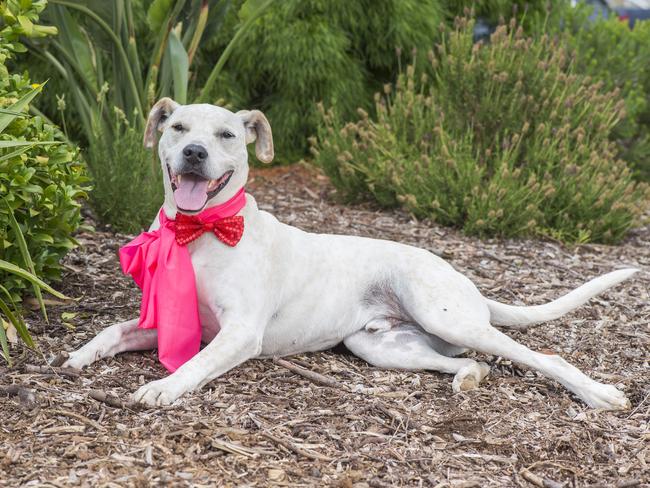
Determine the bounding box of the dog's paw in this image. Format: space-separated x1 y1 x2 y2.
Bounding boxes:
452 362 491 393
61 349 97 370
579 382 630 410
132 379 181 407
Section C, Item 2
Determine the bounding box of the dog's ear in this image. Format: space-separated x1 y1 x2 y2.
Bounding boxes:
143 97 180 148
236 109 274 164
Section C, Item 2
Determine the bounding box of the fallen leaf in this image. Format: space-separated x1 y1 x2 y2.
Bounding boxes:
2 318 18 344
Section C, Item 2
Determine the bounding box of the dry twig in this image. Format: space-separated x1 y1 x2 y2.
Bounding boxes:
0 385 36 405
88 389 140 410
273 357 345 390
24 364 80 378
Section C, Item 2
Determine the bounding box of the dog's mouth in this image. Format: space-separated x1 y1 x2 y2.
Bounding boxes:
168 166 234 212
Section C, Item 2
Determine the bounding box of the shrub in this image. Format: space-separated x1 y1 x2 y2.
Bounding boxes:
444 1 650 181
200 0 445 161
444 0 553 27
559 11 650 181
86 108 162 233
0 2 88 300
312 19 649 244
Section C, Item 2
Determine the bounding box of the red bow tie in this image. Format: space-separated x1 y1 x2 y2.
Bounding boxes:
172 213 244 247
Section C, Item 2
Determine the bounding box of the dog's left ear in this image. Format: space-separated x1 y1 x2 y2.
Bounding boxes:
143 97 180 149
236 109 274 164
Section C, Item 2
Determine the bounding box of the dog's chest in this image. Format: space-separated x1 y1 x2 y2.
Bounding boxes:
198 303 221 342
187 235 258 340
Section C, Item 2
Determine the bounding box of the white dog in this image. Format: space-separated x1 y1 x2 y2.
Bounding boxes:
64 98 637 410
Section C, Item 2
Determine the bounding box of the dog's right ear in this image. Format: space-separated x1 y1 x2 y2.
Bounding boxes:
143 97 179 148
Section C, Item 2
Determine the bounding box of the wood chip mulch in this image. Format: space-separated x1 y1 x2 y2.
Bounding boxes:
1 164 648 487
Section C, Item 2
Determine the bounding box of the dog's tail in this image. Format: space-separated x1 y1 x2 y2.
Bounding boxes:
486 268 639 328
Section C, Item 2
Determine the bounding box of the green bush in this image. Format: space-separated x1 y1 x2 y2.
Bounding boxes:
0 3 88 299
444 0 552 26
201 0 445 161
559 12 650 181
444 1 650 181
86 107 162 233
312 19 649 244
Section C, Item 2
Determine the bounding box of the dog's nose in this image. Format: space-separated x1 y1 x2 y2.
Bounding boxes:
182 144 208 165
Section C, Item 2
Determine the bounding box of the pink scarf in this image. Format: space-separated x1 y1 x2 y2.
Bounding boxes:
119 188 247 372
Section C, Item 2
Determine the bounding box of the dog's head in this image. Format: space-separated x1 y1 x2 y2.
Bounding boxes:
143 98 273 213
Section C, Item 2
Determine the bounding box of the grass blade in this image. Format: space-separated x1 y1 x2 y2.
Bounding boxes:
0 140 60 148
168 29 189 104
0 108 26 116
126 0 144 94
0 309 11 365
3 199 48 323
50 5 99 92
0 259 69 300
0 145 33 163
0 286 35 350
144 0 187 106
187 0 209 66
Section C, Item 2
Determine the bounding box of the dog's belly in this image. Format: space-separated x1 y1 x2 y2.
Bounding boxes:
264 282 378 356
259 311 365 357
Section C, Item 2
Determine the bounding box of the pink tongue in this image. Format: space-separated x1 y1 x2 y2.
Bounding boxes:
173 175 210 211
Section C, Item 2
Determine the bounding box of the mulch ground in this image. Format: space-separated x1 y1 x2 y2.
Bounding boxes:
1 164 648 487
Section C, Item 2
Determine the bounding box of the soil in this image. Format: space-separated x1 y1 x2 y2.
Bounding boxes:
1 164 648 487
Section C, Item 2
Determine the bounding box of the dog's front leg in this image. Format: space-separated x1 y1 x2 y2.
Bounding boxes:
132 315 262 406
63 319 157 369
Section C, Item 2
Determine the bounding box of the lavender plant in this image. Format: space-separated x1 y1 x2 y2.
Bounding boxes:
312 19 649 244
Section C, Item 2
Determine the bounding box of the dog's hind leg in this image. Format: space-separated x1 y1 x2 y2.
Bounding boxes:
403 275 630 409
436 320 629 409
344 324 490 392
63 319 157 369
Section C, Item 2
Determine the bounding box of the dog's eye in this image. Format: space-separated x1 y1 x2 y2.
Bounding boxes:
221 130 235 139
172 123 184 132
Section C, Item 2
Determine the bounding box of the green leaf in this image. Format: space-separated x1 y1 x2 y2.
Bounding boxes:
48 0 145 122
52 7 99 92
238 0 267 23
32 233 54 244
17 15 34 35
0 285 35 349
0 259 69 299
147 0 174 31
186 0 210 65
0 144 33 162
0 82 46 133
0 314 11 365
33 25 58 37
16 184 42 193
11 42 27 53
167 29 189 104
3 198 48 322
0 108 27 116
0 140 60 148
